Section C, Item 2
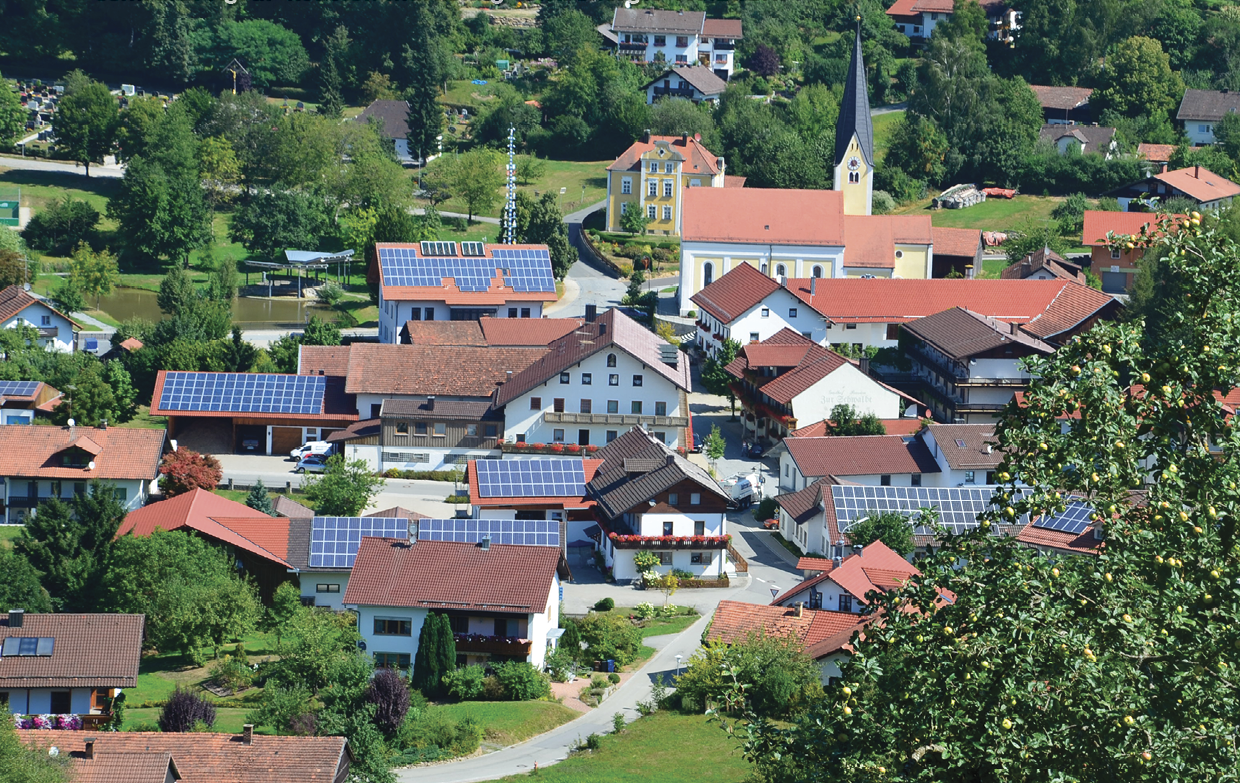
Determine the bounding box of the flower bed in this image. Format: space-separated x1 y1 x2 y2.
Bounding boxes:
13 714 82 730
608 533 732 549
452 633 533 655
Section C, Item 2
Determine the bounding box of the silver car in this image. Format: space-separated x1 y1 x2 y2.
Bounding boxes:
295 454 330 474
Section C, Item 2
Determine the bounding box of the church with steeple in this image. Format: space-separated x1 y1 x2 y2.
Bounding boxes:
833 25 875 216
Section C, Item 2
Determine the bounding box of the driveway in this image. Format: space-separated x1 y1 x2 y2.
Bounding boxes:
544 201 629 319
0 154 123 178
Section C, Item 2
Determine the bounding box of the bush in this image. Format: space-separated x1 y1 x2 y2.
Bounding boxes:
544 646 578 682
158 449 223 497
397 710 483 757
613 711 625 733
633 602 656 620
443 664 488 701
585 733 602 750
492 661 551 701
208 653 255 692
753 497 779 522
607 672 620 685
366 667 411 737
482 675 506 701
159 687 217 732
594 597 615 612
22 195 100 255
246 682 314 734
576 611 642 667
676 633 823 718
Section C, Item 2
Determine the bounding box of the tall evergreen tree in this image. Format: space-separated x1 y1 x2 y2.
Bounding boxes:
318 25 349 119
402 6 446 161
246 479 276 516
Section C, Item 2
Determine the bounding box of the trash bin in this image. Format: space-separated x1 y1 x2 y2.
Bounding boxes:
606 659 616 673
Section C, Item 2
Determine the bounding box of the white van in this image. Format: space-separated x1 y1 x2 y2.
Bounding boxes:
289 440 332 461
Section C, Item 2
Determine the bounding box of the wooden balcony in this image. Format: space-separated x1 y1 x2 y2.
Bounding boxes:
453 635 533 656
543 411 689 428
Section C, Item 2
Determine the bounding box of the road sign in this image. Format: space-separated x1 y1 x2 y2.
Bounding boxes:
770 587 779 598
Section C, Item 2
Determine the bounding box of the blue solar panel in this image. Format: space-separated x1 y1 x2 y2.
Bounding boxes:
308 517 407 569
1033 502 1095 535
475 459 586 499
157 372 325 414
416 518 560 548
830 485 1030 537
377 247 554 294
0 380 40 397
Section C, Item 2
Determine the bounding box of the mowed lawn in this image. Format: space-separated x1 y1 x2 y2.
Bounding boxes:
487 711 751 783
0 525 21 550
424 159 609 220
430 701 578 746
872 109 905 162
895 194 1063 232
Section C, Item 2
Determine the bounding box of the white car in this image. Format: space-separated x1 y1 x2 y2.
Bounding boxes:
290 441 332 461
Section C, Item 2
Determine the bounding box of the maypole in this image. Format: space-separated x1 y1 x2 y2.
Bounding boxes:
504 126 517 244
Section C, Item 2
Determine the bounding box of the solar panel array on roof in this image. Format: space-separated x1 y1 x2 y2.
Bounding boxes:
378 246 554 293
0 380 40 397
476 459 586 498
309 517 407 568
1032 502 1094 535
417 518 559 547
490 248 556 293
420 241 458 257
830 485 1030 537
158 373 325 414
461 241 486 256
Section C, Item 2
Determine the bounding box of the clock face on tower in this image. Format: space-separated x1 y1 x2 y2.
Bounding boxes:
847 156 861 172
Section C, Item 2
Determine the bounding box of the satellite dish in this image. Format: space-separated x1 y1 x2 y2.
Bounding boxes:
625 0 640 6
67 418 75 427
88 461 96 471
48 747 59 757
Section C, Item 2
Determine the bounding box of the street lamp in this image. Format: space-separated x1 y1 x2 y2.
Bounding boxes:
675 654 682 677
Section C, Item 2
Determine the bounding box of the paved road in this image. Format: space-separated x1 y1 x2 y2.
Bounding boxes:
546 200 628 318
0 154 123 178
413 207 501 226
395 613 714 783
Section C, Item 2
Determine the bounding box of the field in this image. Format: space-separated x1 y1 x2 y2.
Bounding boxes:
424 158 609 220
872 109 905 162
440 78 504 109
894 194 1063 232
430 701 578 746
0 525 21 550
116 405 168 430
488 711 751 783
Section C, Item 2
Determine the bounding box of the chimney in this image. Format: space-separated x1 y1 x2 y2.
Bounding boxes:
99 419 107 430
1160 162 1168 174
1195 165 1201 179
778 274 787 287
852 544 864 556
585 304 597 322
795 602 804 618
83 738 95 759
859 357 870 376
811 277 817 296
682 132 689 144
1010 321 1020 336
832 556 842 568
242 725 254 745
717 156 725 175
426 395 435 411
643 129 651 143
599 322 607 335
8 609 23 627
480 535 491 551
505 370 512 384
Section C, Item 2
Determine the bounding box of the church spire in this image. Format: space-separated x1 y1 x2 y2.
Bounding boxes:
835 22 874 170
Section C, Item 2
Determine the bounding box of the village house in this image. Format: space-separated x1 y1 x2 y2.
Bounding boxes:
0 379 62 425
1029 85 1094 124
706 599 866 684
0 285 81 353
1176 89 1240 146
355 99 413 163
1000 247 1087 284
643 64 727 105
1108 165 1240 213
1038 124 1118 158
604 132 734 237
775 434 941 496
770 541 920 614
605 7 742 79
887 0 1019 42
1081 209 1181 293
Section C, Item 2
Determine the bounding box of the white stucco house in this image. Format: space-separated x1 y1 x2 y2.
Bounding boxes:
706 600 866 685
607 8 742 79
1177 90 1240 146
344 537 563 671
0 285 80 353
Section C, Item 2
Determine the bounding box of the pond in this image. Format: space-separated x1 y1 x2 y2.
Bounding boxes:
97 287 334 328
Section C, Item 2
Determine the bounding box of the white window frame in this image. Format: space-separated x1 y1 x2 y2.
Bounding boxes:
648 179 658 196
621 177 632 194
662 205 672 220
647 204 656 219
663 179 673 197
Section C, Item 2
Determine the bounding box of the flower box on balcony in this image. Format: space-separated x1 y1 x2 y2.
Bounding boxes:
607 533 732 549
453 634 534 656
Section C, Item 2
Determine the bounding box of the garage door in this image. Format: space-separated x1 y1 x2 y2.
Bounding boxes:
1101 271 1128 294
271 426 304 456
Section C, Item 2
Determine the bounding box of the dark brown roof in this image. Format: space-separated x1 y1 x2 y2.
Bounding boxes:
0 285 81 328
496 309 689 405
1028 85 1093 111
588 427 728 518
380 398 500 421
0 425 164 480
325 419 380 443
272 494 315 519
776 480 826 525
355 99 409 139
366 507 428 520
1000 247 1084 282
298 345 352 376
932 227 983 258
345 343 548 398
284 516 316 571
1176 89 1240 122
689 263 781 324
611 7 705 34
923 424 1001 469
20 731 350 783
402 321 486 346
0 613 143 689
1039 123 1117 156
785 436 940 479
902 308 1054 361
343 538 560 613
645 65 727 96
701 18 743 38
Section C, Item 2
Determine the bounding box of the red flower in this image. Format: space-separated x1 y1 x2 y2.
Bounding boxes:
513 441 527 449
566 444 582 454
551 443 566 453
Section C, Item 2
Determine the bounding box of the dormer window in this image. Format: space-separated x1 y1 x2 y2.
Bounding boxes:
61 448 89 467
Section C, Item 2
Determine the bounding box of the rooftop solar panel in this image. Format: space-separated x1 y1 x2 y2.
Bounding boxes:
417 518 560 548
830 485 1030 537
308 517 407 569
377 247 554 293
0 380 40 397
157 372 325 415
475 459 587 499
1032 502 1094 535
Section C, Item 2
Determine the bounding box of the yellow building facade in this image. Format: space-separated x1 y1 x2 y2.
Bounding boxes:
606 134 724 236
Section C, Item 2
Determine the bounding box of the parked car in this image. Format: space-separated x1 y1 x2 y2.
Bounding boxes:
762 518 780 530
295 454 330 474
742 440 766 459
290 440 332 461
691 432 703 453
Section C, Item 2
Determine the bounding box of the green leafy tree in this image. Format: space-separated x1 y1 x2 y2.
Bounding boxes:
843 510 915 557
246 478 276 516
54 74 119 177
49 280 86 318
702 338 742 417
620 204 650 236
829 404 886 436
220 327 257 373
677 632 823 717
266 605 360 694
17 481 127 611
734 218 1240 782
230 190 330 259
51 360 134 426
1052 192 1092 237
22 196 100 255
410 612 455 699
515 153 548 185
576 611 642 667
198 135 241 210
445 148 504 224
0 245 33 290
266 333 303 374
784 83 839 141
1093 36 1184 122
884 114 949 188
0 548 53 613
0 71 26 146
302 454 385 516
0 716 71 782
302 314 342 346
114 96 165 163
544 9 598 68
1004 220 1073 265
705 424 727 464
264 581 303 648
215 20 309 87
67 241 119 311
1212 111 1240 165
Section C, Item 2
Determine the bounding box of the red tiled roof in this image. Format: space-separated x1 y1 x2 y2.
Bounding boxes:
116 489 293 569
343 538 561 613
1082 210 1182 245
345 343 548 398
797 557 835 572
1000 247 1083 282
723 175 747 188
402 320 486 346
1028 85 1093 111
480 317 587 346
932 226 983 258
924 423 1001 469
742 343 814 367
608 134 720 176
843 214 934 269
786 278 1084 324
118 337 144 352
786 435 940 479
1136 143 1178 163
682 188 845 246
0 285 83 329
298 345 352 376
20 731 350 783
1154 166 1240 203
209 516 292 561
701 17 743 38
1022 282 1119 341
467 458 603 507
707 600 864 655
791 418 928 438
0 613 143 689
775 480 827 525
887 0 954 15
72 752 177 783
495 309 690 406
1015 523 1101 555
689 262 781 323
0 425 164 481
828 541 920 604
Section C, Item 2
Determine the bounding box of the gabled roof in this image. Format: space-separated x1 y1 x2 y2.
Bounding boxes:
819 540 920 605
1176 89 1240 122
902 307 1055 361
644 65 727 96
932 226 983 258
607 134 720 176
298 345 352 376
1015 522 1101 555
381 398 499 421
0 425 164 480
72 752 179 783
343 538 560 613
588 427 728 518
495 309 689 405
1081 210 1182 246
1153 166 1240 203
836 27 874 168
1028 85 1093 111
20 731 351 783
272 494 315 519
843 214 934 268
887 0 955 15
707 600 864 654
0 285 83 329
366 507 428 521
682 188 845 245
923 423 1000 469
611 7 706 34
1021 282 1119 342
1137 142 1191 164
373 242 557 303
355 99 409 140
345 343 548 398
481 317 586 346
791 417 928 438
403 320 485 346
689 262 781 324
775 479 827 525
0 613 143 689
701 18 743 38
1000 247 1083 282
1039 123 1116 156
785 435 940 479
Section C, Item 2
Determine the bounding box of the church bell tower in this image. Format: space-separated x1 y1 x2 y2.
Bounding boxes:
833 24 875 216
